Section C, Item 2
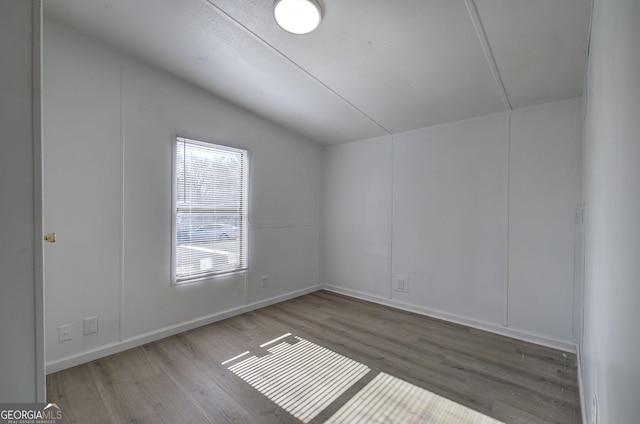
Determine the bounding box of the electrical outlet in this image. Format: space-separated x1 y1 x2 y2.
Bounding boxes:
58 324 72 342
83 316 98 335
393 276 409 293
261 276 269 288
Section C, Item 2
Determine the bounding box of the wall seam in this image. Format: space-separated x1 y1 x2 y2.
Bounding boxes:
504 112 511 327
389 135 395 300
119 66 125 342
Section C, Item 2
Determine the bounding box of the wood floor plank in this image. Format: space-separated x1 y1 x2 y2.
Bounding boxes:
46 367 118 424
47 290 581 423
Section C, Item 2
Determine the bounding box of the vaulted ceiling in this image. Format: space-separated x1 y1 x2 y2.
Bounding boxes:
44 0 591 145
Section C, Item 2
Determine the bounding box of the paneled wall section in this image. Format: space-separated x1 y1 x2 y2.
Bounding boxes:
43 18 321 370
322 99 582 349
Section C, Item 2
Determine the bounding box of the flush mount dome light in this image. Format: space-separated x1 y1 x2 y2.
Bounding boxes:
274 0 322 35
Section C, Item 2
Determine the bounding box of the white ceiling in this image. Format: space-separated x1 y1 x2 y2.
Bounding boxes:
44 0 591 145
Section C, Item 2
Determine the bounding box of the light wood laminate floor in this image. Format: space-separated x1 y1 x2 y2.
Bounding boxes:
47 290 581 423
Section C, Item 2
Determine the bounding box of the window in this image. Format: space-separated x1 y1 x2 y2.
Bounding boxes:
173 137 248 283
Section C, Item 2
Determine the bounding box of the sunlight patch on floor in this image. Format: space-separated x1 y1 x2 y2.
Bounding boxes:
326 372 504 424
224 334 504 424
225 335 370 423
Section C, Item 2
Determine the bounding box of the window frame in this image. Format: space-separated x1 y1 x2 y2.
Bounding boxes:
171 136 249 285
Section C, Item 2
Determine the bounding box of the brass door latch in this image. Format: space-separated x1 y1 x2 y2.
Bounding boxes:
44 233 56 243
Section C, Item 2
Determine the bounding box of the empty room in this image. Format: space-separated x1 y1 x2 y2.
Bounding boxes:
2 0 639 423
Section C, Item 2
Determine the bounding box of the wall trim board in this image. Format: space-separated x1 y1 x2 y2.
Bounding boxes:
46 285 323 374
119 65 125 343
33 0 46 402
322 285 577 353
503 112 511 328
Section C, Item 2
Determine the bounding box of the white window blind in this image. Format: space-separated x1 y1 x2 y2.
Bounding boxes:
174 137 248 283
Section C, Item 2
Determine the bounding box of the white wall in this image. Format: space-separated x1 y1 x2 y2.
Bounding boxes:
322 99 582 348
43 18 321 370
321 136 393 299
0 0 44 402
581 0 640 422
392 115 508 325
508 101 582 341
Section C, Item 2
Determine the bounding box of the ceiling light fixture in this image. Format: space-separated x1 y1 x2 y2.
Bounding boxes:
274 0 323 35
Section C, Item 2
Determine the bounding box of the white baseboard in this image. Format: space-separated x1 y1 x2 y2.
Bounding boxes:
322 285 578 353
46 285 323 374
47 283 578 374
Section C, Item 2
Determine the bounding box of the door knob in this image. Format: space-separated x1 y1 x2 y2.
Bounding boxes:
44 233 56 243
